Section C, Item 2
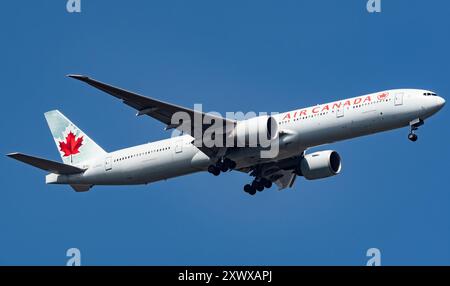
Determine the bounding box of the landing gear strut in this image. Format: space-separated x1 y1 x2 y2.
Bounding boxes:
408 118 424 142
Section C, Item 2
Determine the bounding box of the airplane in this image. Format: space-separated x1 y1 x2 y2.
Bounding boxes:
7 75 445 195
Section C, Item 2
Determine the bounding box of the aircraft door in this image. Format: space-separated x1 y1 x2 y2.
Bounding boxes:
174 139 183 154
105 156 112 171
395 92 404 106
336 107 344 118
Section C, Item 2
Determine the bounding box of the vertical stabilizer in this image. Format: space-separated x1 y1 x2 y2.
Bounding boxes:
44 110 106 165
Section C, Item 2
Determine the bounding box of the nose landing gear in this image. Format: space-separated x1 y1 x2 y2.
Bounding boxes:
408 133 418 142
408 118 424 142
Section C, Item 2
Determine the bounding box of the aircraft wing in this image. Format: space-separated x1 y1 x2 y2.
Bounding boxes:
68 75 235 151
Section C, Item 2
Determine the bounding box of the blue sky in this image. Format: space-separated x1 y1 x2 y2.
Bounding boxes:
1 0 449 265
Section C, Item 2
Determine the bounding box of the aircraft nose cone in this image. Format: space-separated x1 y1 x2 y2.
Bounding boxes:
436 96 445 109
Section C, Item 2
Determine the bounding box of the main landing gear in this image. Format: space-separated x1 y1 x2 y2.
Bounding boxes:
408 118 424 142
207 158 237 176
243 178 273 196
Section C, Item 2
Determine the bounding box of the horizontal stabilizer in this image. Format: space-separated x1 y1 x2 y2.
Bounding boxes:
7 153 85 175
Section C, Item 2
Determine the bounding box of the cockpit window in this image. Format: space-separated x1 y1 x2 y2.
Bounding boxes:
423 92 437 96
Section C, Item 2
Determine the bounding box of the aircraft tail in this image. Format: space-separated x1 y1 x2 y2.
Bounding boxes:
44 110 106 166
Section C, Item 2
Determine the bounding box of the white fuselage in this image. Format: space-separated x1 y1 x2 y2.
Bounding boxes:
46 89 445 186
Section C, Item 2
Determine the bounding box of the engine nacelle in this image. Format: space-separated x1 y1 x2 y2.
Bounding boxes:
299 150 342 180
233 116 278 147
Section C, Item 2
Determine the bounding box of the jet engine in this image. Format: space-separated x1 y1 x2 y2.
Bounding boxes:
298 150 342 180
232 116 278 146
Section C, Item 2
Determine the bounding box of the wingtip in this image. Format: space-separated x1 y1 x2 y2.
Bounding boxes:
67 74 89 81
6 152 20 158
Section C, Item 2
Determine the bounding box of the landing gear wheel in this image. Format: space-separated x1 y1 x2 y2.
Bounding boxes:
245 184 257 195
252 181 264 192
408 133 418 142
220 164 229 173
244 184 252 193
208 165 221 176
263 180 273 189
216 161 224 171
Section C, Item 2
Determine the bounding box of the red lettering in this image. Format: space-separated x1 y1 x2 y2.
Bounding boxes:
282 113 291 120
353 98 362 105
332 102 342 109
312 107 320 114
343 100 351 107
321 105 330 112
363 96 371 103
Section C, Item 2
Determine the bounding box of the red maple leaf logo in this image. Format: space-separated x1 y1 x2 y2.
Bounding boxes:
377 92 389 101
59 131 83 157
